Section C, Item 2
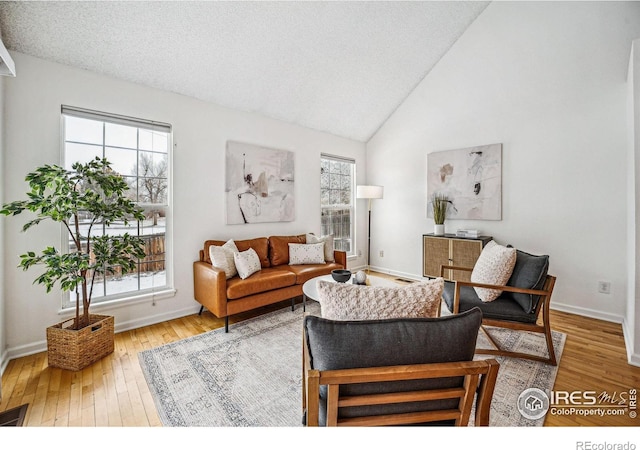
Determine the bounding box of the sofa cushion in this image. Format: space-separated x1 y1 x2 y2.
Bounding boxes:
471 240 517 302
289 243 325 265
306 233 335 262
208 239 239 279
234 248 262 280
203 239 226 264
504 250 550 314
234 237 271 268
317 278 443 320
303 308 482 425
442 281 537 323
268 235 306 266
226 267 297 299
287 262 344 285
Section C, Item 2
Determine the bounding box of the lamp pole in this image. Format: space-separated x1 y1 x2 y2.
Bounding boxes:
356 185 383 274
367 199 372 274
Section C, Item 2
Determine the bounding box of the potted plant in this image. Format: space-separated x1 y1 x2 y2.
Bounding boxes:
1 157 146 371
431 193 450 236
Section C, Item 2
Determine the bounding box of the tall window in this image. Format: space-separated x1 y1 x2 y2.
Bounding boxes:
320 154 355 255
61 106 172 306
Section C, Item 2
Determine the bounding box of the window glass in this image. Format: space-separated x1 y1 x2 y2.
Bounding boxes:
65 116 103 145
320 155 355 255
105 122 138 148
62 107 172 306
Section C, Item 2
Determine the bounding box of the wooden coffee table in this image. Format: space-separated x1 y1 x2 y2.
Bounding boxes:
301 273 399 311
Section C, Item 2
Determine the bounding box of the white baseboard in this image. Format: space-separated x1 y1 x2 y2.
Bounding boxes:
622 318 640 367
0 348 9 390
366 265 424 282
113 305 200 335
550 301 624 324
2 305 202 364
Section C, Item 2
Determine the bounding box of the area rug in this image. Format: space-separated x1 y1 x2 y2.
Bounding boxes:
138 302 565 427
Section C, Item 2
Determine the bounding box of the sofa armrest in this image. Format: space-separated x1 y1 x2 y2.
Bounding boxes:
333 250 347 268
193 261 228 318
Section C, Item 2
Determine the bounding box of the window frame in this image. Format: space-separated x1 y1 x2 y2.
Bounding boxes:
320 153 356 257
60 105 174 310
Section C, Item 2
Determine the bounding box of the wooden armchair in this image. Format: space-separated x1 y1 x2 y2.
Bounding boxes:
440 247 557 365
302 310 500 426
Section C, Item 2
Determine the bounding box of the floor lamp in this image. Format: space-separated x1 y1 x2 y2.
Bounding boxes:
356 185 384 273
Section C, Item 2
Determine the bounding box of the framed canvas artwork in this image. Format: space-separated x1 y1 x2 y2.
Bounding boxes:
427 143 502 220
226 141 295 224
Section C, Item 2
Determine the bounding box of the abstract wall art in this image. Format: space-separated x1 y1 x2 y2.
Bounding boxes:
226 141 295 224
427 143 502 220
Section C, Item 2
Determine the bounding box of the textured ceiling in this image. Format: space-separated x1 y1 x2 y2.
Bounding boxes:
0 1 489 142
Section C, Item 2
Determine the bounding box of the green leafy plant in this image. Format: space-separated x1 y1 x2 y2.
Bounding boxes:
1 157 146 330
432 193 450 225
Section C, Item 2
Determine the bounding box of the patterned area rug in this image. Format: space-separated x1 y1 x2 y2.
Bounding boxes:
139 301 565 427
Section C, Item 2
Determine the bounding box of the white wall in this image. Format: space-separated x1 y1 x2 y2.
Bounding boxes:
367 2 640 328
0 53 5 394
1 52 366 361
628 40 640 366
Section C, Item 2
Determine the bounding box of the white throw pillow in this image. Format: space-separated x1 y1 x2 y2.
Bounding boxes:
289 243 326 265
317 278 443 320
233 248 262 280
209 239 239 279
471 240 517 302
306 233 335 262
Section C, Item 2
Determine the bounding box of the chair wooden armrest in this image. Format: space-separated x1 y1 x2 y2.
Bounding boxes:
440 264 473 279
304 359 500 427
450 276 555 314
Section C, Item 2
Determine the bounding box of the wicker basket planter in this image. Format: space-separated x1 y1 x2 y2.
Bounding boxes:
46 314 114 371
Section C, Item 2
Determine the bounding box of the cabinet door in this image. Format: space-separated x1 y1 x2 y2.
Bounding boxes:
450 239 484 282
423 236 450 278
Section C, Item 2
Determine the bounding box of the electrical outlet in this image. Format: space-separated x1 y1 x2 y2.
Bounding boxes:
379 250 384 257
598 281 611 294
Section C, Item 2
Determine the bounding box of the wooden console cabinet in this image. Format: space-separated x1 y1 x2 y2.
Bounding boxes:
422 234 492 281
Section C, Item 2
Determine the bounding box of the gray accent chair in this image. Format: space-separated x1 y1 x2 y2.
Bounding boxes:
302 308 500 426
441 249 557 365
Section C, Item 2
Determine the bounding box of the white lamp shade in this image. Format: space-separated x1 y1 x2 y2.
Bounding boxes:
356 185 384 199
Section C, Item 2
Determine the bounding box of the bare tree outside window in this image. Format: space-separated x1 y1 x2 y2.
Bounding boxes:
132 152 168 226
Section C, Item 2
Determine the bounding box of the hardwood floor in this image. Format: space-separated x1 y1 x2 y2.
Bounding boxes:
543 309 640 426
1 294 640 427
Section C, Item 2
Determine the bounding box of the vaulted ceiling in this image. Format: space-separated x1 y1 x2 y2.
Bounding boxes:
0 1 489 142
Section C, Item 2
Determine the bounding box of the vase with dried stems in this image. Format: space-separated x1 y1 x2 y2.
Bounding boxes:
431 193 449 236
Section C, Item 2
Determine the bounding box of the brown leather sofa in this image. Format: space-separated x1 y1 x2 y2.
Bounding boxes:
193 234 347 331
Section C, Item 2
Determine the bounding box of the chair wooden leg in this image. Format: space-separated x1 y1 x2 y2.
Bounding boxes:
543 321 557 366
306 371 320 426
476 325 557 365
225 316 229 333
475 360 500 426
541 293 557 366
